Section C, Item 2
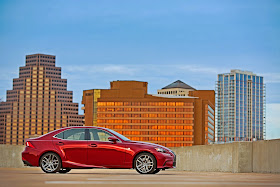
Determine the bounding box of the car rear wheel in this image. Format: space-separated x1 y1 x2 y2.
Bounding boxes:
40 152 61 173
135 153 157 174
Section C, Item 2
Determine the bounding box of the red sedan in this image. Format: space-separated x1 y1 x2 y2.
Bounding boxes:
22 126 176 174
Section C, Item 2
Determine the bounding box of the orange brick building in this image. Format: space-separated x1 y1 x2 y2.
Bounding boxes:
82 81 215 147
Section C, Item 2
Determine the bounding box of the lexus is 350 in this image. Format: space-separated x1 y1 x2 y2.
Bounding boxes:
22 126 176 174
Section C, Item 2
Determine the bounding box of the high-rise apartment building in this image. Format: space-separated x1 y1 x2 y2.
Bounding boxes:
0 54 84 145
216 69 266 142
82 80 215 147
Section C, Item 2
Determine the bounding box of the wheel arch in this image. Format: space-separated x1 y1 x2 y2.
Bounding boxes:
38 150 62 167
132 151 157 169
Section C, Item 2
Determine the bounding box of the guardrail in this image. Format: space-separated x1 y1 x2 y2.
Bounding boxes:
171 139 280 173
0 139 279 173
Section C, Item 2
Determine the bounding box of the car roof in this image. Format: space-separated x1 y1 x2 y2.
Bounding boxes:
29 126 117 141
60 126 109 130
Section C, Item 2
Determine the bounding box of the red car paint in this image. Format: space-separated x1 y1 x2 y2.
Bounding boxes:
22 126 176 170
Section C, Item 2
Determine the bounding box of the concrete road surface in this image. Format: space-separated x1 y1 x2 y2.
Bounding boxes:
0 168 279 187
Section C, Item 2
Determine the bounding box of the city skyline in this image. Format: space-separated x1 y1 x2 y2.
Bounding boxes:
0 1 279 140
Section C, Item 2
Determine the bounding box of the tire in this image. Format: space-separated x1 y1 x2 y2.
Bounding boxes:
40 152 61 173
134 152 157 174
152 169 160 174
58 168 71 173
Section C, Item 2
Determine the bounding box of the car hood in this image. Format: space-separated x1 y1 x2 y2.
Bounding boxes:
126 140 173 152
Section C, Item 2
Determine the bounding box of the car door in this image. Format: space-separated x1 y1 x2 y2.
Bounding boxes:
87 128 127 167
53 128 88 166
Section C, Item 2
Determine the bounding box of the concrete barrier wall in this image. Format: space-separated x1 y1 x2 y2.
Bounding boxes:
0 145 25 168
0 139 279 173
171 139 279 173
171 142 252 173
252 139 280 173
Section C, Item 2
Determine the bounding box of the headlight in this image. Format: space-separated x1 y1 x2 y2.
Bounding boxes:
155 147 166 153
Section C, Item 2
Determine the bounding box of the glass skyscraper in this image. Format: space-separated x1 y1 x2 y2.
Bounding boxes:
216 70 265 142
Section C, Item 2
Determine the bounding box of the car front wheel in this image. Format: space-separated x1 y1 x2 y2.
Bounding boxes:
40 152 61 173
135 153 157 174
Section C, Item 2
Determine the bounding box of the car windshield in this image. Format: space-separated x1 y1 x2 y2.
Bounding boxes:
107 129 131 141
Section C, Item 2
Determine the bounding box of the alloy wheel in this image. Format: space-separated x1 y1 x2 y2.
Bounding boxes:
135 154 156 174
40 153 61 173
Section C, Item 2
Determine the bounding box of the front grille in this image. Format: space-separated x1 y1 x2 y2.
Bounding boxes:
173 155 176 167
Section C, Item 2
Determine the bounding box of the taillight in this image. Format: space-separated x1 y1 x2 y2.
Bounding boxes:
26 141 35 148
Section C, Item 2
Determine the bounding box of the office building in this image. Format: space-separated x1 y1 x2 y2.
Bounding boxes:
0 54 84 145
216 69 266 142
82 80 215 147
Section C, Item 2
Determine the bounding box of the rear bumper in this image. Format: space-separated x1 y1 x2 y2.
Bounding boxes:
22 147 40 167
22 160 33 167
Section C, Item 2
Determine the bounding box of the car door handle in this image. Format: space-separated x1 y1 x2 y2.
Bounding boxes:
89 144 97 147
56 142 64 146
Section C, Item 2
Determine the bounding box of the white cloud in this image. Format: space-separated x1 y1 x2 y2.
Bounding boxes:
62 63 230 94
64 65 136 76
63 65 91 73
64 64 230 77
266 103 280 140
179 65 229 74
259 73 280 83
102 65 136 76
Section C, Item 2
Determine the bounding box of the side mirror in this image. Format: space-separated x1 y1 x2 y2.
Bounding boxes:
108 136 118 144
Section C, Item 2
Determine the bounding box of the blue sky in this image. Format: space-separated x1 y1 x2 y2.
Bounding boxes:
0 0 279 139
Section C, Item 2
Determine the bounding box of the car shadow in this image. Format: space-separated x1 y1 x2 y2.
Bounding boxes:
68 173 177 175
22 172 177 175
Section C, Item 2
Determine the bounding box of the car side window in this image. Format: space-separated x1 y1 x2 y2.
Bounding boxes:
55 132 64 139
97 131 112 142
89 129 112 142
55 129 86 140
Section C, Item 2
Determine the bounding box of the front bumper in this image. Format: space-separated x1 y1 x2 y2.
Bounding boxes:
156 151 176 169
163 154 176 168
173 154 176 167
